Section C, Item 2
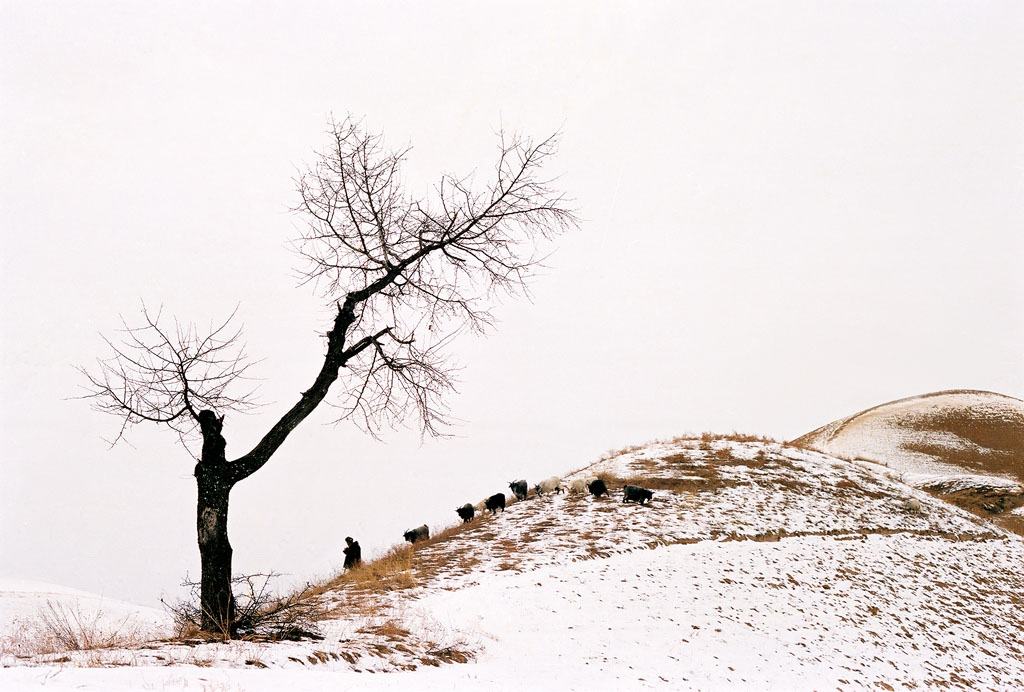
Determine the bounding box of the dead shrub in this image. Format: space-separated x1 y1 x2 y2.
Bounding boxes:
38 600 130 651
1 600 154 657
165 572 326 642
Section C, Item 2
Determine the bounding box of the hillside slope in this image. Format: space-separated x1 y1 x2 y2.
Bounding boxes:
0 579 171 661
792 390 1024 533
4 436 1023 691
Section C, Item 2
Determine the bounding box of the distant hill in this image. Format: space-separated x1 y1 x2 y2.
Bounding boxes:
792 389 1024 533
0 579 170 659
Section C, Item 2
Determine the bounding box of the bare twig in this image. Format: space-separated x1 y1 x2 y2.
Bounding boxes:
77 304 261 453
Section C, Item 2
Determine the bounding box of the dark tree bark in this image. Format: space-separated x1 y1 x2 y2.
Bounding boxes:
80 117 577 635
195 411 236 632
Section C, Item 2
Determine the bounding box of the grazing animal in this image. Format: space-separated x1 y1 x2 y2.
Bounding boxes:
567 479 589 495
587 478 609 497
403 524 430 544
485 492 506 514
456 503 475 523
903 498 922 513
509 479 529 501
533 476 564 496
623 484 654 504
473 499 488 514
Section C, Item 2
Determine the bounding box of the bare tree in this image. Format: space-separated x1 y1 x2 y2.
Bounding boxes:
80 116 577 634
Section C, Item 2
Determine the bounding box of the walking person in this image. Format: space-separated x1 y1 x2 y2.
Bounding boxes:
343 536 362 569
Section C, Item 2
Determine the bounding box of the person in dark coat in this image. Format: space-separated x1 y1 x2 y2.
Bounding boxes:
343 536 362 569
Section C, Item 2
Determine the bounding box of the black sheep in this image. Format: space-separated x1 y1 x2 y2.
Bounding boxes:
403 524 429 543
623 484 654 504
455 503 475 523
508 479 529 501
485 492 506 513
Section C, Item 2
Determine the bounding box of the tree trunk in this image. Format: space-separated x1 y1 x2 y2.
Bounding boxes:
195 410 236 635
195 468 235 634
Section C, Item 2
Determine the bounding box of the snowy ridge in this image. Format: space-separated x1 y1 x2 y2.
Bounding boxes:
3 438 1024 691
793 390 1024 478
791 390 1024 535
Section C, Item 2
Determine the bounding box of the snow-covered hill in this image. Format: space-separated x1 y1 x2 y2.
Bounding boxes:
3 436 1024 691
792 390 1024 534
0 579 171 658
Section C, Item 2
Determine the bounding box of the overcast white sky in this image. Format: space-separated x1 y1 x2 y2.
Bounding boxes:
2 1 1022 607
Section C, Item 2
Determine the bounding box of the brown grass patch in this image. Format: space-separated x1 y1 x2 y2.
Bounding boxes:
309 520 492 601
428 647 472 664
608 466 724 494
900 408 1024 455
713 445 734 461
920 483 1024 538
309 520 497 601
357 620 412 641
718 431 780 444
337 546 417 593
902 440 1020 479
660 452 697 467
695 431 779 449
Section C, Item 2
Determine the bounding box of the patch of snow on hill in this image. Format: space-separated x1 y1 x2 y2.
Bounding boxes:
414 533 1024 691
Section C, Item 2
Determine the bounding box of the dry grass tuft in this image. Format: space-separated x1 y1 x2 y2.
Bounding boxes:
358 619 412 641
343 546 417 593
713 445 734 461
0 600 155 658
599 443 646 460
307 518 490 605
699 432 715 451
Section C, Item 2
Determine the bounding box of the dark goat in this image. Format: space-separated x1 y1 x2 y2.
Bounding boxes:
509 479 529 501
587 478 609 497
623 484 654 504
455 503 475 523
403 524 430 544
485 492 506 514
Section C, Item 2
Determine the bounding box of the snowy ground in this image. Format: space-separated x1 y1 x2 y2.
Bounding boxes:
3 437 1023 691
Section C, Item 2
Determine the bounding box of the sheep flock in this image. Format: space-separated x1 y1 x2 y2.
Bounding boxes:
399 477 654 547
